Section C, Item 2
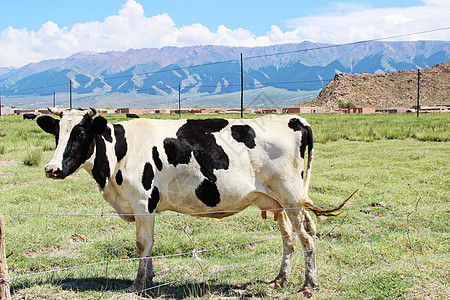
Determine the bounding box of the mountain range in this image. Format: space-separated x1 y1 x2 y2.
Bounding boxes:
1 40 449 109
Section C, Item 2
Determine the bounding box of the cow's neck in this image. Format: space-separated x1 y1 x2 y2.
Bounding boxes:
83 125 117 190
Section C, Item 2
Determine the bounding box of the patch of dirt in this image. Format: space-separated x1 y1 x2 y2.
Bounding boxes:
25 245 81 259
71 233 89 243
0 158 20 177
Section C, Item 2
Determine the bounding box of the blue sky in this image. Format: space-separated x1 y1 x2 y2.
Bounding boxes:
0 0 425 34
0 0 449 67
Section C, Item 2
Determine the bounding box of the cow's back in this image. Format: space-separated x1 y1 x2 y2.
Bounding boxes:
113 116 310 216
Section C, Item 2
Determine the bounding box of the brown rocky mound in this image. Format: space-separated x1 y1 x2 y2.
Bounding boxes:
293 62 450 109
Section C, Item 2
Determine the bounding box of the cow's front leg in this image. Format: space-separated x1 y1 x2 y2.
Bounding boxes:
129 213 155 293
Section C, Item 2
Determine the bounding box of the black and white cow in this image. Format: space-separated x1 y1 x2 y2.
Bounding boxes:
37 107 349 297
23 113 37 120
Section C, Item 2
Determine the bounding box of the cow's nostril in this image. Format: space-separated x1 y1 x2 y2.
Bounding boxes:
45 165 61 178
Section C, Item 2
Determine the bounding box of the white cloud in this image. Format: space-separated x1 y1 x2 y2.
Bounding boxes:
286 0 450 44
0 0 449 67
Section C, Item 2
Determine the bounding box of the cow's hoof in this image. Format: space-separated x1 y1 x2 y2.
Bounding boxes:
299 283 316 298
126 279 153 294
125 284 142 293
268 278 284 289
300 288 313 298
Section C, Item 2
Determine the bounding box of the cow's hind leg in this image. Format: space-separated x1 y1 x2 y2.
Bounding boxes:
130 214 155 293
303 210 316 237
271 210 296 288
284 207 318 297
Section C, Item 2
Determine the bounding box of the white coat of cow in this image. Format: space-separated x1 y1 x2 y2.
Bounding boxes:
37 107 350 297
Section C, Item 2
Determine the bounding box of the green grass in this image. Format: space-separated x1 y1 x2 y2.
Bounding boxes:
0 113 449 299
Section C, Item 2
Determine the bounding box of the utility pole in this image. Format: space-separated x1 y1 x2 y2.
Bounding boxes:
417 69 420 118
178 85 181 118
0 93 2 119
53 92 56 107
69 80 72 109
240 53 244 119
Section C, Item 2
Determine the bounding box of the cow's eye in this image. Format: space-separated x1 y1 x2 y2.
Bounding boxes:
76 132 85 140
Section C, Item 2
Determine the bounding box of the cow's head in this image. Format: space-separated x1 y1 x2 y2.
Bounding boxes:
37 107 107 179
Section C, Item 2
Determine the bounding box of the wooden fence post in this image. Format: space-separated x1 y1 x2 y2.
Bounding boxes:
0 214 11 300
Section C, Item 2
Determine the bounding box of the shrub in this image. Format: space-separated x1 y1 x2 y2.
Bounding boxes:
338 101 357 109
23 148 42 166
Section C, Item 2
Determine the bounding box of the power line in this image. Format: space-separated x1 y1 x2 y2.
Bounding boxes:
1 26 449 96
245 26 450 60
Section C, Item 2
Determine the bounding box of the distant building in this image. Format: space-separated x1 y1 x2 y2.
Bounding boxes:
170 108 202 114
222 108 255 114
420 106 449 113
116 108 150 114
97 109 116 115
36 109 52 115
116 108 171 115
0 106 15 115
343 107 376 114
282 107 300 114
153 109 171 114
199 108 216 114
260 108 282 114
282 107 324 114
14 109 37 115
376 108 407 113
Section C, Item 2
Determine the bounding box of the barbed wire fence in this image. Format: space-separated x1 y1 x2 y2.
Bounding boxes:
0 169 448 298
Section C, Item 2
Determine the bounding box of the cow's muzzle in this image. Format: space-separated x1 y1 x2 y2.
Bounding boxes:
44 165 63 179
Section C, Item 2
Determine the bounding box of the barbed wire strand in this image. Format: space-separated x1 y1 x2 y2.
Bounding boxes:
1 169 448 218
3 225 447 284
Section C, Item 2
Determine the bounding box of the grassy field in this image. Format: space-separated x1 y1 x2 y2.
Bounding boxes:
0 113 449 299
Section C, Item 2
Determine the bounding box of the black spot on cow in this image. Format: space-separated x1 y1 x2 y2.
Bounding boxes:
116 169 123 185
92 135 110 189
163 119 229 207
103 126 112 142
231 125 256 149
195 179 221 207
113 124 127 162
148 187 160 213
163 138 192 166
288 118 313 159
164 119 229 181
142 162 154 191
152 146 163 171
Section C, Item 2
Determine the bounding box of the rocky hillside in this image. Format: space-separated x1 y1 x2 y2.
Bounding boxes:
294 62 450 109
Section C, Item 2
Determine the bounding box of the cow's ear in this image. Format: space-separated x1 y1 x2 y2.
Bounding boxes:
37 116 59 135
91 116 108 135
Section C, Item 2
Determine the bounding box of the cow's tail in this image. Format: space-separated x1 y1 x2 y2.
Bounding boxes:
304 190 357 217
303 124 314 195
300 122 356 217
